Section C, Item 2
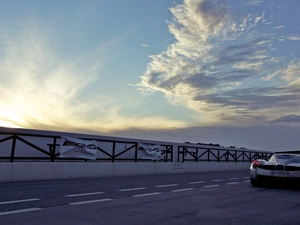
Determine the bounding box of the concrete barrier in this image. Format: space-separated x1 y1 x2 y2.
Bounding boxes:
0 162 250 182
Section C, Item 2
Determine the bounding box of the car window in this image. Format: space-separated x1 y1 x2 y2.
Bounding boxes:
268 154 300 163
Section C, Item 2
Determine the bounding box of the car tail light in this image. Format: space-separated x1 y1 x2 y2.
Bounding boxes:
252 160 261 168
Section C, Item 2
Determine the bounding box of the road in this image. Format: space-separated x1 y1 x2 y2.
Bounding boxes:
0 170 299 225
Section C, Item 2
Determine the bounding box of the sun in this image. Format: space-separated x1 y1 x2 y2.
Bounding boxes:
0 107 24 128
0 120 20 128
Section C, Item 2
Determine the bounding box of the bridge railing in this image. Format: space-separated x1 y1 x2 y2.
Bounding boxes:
177 145 272 163
0 129 273 163
0 131 173 162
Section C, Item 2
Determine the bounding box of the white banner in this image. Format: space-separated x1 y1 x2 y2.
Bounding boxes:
60 136 97 160
138 143 161 161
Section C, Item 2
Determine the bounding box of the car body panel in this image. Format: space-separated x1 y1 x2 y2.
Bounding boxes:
250 151 300 186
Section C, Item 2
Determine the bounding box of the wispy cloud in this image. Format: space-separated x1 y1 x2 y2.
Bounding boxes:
0 15 189 131
140 43 150 48
0 16 120 130
272 25 284 30
136 0 300 127
288 36 300 41
246 0 263 6
271 115 300 124
0 19 96 126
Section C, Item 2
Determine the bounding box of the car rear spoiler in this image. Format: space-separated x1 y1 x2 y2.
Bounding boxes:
275 151 300 154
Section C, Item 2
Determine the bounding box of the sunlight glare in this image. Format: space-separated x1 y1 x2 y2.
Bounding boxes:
0 107 24 128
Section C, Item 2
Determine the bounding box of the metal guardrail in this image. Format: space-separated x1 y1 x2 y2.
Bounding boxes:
0 130 273 163
0 132 173 162
178 145 273 163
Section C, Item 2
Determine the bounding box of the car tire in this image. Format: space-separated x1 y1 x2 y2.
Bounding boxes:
250 179 262 187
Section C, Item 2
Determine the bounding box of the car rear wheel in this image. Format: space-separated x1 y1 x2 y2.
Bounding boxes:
251 179 263 187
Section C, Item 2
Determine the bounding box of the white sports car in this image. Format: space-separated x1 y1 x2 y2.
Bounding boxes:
250 151 300 187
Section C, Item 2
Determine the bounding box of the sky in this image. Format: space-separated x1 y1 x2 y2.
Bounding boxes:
0 0 300 151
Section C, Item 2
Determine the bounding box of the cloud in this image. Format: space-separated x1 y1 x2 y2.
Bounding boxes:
281 59 300 86
271 115 300 124
272 25 284 30
246 0 263 6
140 43 150 48
136 0 300 127
0 16 114 129
0 12 190 133
287 36 300 41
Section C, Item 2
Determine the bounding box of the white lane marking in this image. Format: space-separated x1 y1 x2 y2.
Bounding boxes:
243 176 250 179
155 184 178 188
133 192 162 197
228 178 239 180
69 199 112 205
0 208 41 216
244 180 250 183
211 179 224 182
0 198 40 205
171 188 195 192
118 187 147 192
203 185 220 188
226 182 240 185
66 192 104 197
188 181 205 184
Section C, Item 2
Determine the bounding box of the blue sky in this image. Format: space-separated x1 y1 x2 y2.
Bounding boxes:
0 0 300 151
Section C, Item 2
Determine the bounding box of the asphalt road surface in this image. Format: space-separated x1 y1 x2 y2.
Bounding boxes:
0 170 299 225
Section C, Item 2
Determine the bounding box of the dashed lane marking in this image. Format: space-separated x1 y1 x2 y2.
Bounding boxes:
118 187 147 192
211 179 224 182
155 184 179 188
0 198 40 205
228 178 239 180
133 192 162 197
66 192 104 197
171 188 195 192
69 199 112 205
203 185 220 188
226 182 240 185
0 208 41 216
188 181 205 184
244 180 250 183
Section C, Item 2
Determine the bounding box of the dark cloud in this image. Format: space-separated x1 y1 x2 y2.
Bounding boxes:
192 86 299 112
146 72 164 86
221 38 270 52
218 72 253 82
158 75 184 90
183 73 217 89
271 115 300 124
192 0 228 30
